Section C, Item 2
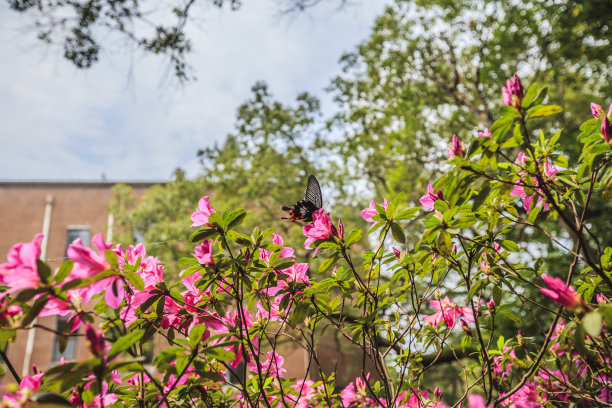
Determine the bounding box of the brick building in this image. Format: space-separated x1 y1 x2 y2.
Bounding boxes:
0 181 159 382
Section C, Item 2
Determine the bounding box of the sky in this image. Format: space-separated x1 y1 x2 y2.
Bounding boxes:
0 0 390 181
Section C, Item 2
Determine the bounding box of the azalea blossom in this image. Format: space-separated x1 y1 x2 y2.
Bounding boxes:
423 296 476 330
361 198 389 224
0 234 43 293
478 128 492 138
467 394 492 408
191 195 216 227
511 155 557 214
492 346 517 379
419 183 444 210
302 208 342 249
539 274 583 310
502 73 524 109
447 134 466 159
193 239 214 266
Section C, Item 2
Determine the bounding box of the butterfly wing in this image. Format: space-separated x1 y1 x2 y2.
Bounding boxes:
304 175 322 209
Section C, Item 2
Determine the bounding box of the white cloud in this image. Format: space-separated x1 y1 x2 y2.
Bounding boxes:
0 0 390 181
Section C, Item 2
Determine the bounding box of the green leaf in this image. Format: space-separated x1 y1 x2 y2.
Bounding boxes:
574 323 587 356
107 329 145 360
178 257 199 265
499 240 518 253
124 271 144 291
54 260 74 284
189 228 218 243
468 279 485 299
498 310 522 327
104 249 118 269
437 231 452 257
522 82 547 108
493 285 502 305
526 105 562 118
189 324 207 348
390 222 405 244
224 208 248 230
208 213 223 229
471 185 490 211
588 143 611 155
345 229 362 247
36 259 52 284
22 295 49 327
319 255 338 273
395 207 419 220
583 311 602 338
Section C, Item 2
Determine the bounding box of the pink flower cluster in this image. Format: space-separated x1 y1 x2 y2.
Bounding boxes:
303 208 343 250
510 153 558 213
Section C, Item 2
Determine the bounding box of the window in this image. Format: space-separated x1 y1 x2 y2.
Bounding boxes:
51 316 77 362
65 226 90 254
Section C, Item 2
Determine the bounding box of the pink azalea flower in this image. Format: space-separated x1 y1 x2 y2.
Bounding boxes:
191 196 216 227
302 208 341 249
493 346 517 379
0 234 43 293
361 198 390 224
423 297 476 330
447 134 466 159
502 73 524 109
248 351 286 378
597 293 607 304
273 233 294 258
467 394 491 408
19 372 44 392
478 128 492 138
419 183 444 210
539 274 583 310
193 239 214 266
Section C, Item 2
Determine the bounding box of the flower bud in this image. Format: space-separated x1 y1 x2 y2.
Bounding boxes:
591 102 604 118
393 247 401 259
487 299 496 315
502 74 524 110
517 330 525 347
434 387 442 400
447 134 466 159
602 116 612 144
85 323 106 357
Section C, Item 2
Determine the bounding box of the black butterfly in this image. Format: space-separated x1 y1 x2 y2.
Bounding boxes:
282 175 323 223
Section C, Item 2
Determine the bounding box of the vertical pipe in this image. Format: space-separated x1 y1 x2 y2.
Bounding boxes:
22 194 53 377
106 213 114 242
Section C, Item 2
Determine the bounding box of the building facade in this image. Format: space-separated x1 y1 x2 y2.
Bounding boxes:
0 181 159 382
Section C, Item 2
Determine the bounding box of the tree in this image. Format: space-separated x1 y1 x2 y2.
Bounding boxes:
329 0 611 202
6 0 345 81
111 82 326 274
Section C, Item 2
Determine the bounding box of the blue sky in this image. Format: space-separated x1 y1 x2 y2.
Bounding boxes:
0 1 390 181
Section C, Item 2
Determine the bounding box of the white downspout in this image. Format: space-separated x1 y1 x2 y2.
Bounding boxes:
106 213 114 242
22 194 53 377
